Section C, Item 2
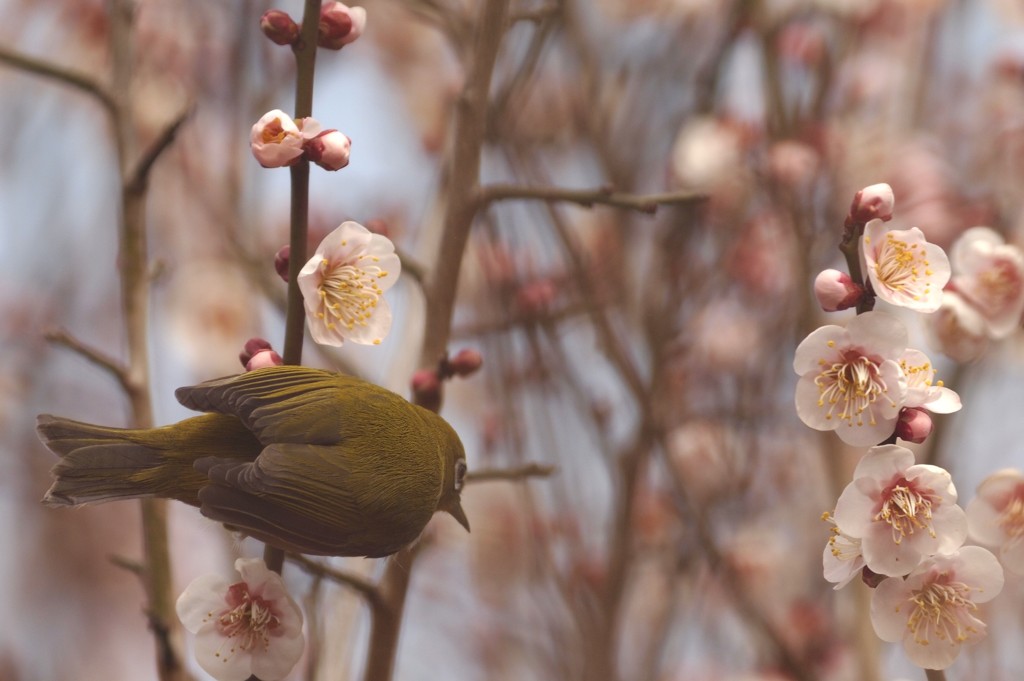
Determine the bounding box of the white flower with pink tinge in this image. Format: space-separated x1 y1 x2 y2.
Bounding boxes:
897 348 961 414
298 221 401 346
950 226 1024 339
966 468 1024 576
793 311 908 446
822 511 865 589
176 558 304 681
250 110 305 168
862 219 950 313
871 547 1003 670
834 445 966 577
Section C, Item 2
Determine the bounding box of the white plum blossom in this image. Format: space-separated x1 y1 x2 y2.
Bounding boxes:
822 511 865 589
966 468 1024 576
298 221 400 346
250 110 305 168
897 348 960 414
793 311 908 446
871 547 1003 670
950 226 1024 338
834 445 967 576
927 290 989 362
861 219 950 313
176 558 304 681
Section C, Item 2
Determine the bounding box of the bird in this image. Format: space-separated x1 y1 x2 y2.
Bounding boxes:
36 365 469 557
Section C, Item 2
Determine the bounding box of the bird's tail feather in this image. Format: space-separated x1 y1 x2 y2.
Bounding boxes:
38 414 182 507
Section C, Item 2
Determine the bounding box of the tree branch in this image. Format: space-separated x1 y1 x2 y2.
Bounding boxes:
0 44 117 115
286 554 385 613
127 104 195 194
478 184 707 214
466 462 556 483
44 328 132 394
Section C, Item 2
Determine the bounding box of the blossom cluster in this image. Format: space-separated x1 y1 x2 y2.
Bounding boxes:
799 183 1021 672
250 109 352 171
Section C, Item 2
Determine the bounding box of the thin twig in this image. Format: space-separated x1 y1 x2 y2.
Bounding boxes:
127 104 196 193
44 328 132 392
466 462 556 483
109 553 145 577
0 44 117 115
286 554 386 613
478 183 707 215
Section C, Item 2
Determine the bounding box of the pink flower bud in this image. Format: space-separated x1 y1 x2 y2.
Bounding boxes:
848 183 895 224
306 130 351 171
813 269 863 312
246 349 284 371
896 407 933 444
239 337 274 368
260 10 300 46
275 245 290 282
250 110 304 168
411 369 442 411
449 348 483 377
318 2 367 50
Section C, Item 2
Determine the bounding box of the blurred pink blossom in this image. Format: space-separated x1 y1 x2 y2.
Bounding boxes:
966 468 1024 576
926 290 990 362
950 226 1024 338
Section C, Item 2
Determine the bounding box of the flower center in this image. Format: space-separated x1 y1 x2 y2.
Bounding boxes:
876 477 939 544
260 118 289 144
316 254 389 336
978 257 1023 312
814 351 894 427
873 233 933 300
906 577 979 646
210 583 281 659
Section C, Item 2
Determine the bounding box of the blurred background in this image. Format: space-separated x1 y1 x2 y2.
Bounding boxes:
2 0 1024 680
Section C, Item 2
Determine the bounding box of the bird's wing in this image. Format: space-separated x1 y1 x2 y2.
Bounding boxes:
175 366 358 445
195 443 422 557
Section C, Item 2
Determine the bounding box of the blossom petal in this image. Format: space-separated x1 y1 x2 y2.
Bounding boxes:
251 633 305 681
792 324 846 375
966 495 1007 546
176 574 230 633
852 444 915 480
845 310 909 359
194 628 257 681
952 546 1005 604
870 576 911 642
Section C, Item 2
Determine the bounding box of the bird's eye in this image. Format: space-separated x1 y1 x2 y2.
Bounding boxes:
454 459 467 492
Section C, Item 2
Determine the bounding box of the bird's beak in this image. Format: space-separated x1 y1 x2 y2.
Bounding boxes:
447 499 470 532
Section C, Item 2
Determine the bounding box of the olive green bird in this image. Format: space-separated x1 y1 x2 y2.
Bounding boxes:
36 365 469 557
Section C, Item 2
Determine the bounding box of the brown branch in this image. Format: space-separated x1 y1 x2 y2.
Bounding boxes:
127 104 195 194
286 554 385 613
479 183 707 215
44 328 132 393
0 44 117 115
466 462 556 483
